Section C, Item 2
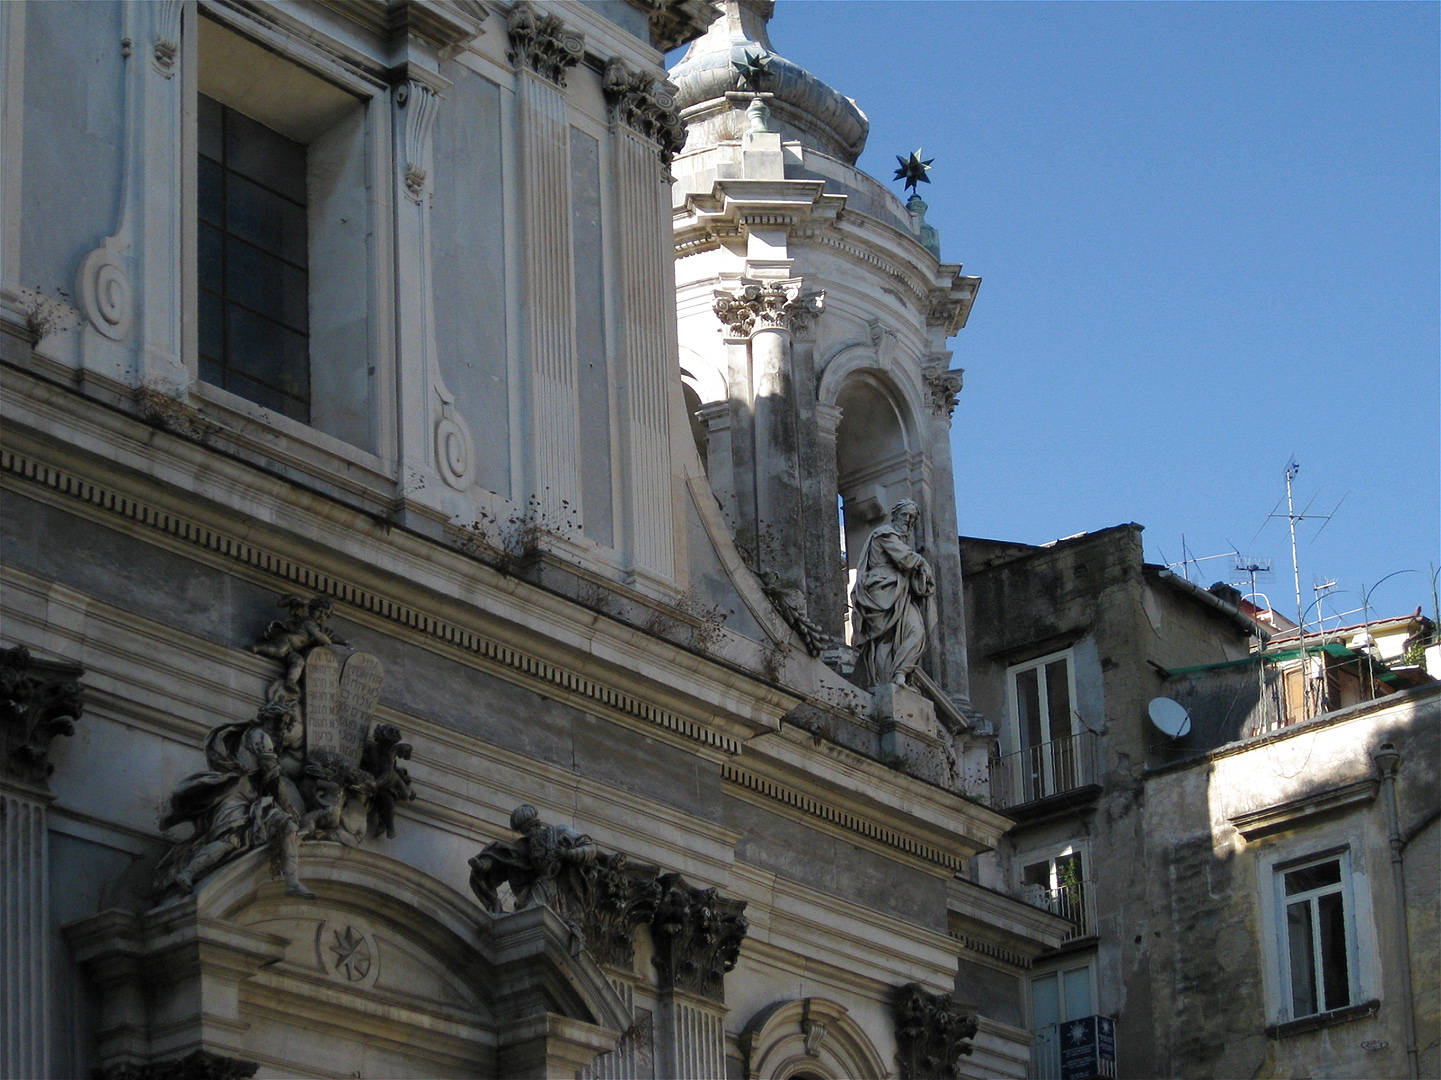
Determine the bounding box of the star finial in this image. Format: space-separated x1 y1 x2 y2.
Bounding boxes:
733 50 771 95
893 149 934 194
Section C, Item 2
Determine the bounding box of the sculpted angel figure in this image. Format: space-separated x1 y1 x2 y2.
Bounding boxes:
251 595 347 700
156 701 314 898
469 804 597 922
849 499 936 690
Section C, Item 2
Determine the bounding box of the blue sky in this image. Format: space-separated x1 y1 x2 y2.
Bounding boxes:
755 0 1440 628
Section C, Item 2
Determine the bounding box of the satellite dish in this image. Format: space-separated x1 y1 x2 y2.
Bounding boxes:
1148 697 1192 738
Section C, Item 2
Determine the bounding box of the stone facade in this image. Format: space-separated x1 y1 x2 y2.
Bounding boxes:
0 2 1054 1078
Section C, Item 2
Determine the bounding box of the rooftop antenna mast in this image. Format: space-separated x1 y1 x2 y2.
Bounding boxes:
1166 536 1239 583
1265 457 1338 719
1230 551 1273 607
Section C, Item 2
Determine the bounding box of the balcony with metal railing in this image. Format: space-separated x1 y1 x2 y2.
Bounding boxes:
1022 879 1097 941
993 731 1101 811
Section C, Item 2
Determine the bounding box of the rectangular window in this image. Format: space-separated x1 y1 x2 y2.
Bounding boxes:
198 95 310 423
1022 846 1093 939
1004 649 1087 802
1030 960 1095 1080
1279 855 1353 1019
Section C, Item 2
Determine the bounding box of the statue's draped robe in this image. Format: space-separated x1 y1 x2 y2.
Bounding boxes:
850 522 934 688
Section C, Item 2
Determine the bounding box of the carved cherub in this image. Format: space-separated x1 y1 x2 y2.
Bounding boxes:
251 595 348 700
359 723 416 839
299 747 375 846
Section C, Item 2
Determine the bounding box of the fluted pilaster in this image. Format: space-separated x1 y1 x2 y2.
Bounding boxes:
613 126 676 580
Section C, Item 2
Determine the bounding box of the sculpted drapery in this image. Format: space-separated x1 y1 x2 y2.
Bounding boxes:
850 500 935 690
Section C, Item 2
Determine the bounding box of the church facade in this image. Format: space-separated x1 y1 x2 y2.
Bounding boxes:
0 2 1066 1078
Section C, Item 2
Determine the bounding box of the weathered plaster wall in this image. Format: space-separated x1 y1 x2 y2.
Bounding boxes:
1141 688 1441 1079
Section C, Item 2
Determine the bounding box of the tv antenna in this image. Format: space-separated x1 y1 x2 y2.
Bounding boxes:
1259 458 1344 719
1166 535 1239 583
1230 548 1274 606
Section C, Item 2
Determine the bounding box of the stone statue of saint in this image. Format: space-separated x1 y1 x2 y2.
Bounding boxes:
849 499 935 690
468 804 598 922
156 701 314 899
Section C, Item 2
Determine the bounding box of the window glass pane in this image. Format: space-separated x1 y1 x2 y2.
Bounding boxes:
1016 667 1042 750
198 291 224 363
198 357 223 388
198 94 223 161
1023 861 1051 889
226 307 308 397
1285 860 1342 895
1062 966 1092 1021
1031 972 1060 1028
224 108 307 202
1287 900 1318 1017
226 242 308 333
1318 891 1351 1011
1046 659 1072 742
198 223 224 295
227 174 306 265
198 158 224 226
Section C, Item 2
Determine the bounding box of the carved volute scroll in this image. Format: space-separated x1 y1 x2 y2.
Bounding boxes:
507 2 584 87
713 282 825 339
0 645 83 789
650 871 749 1001
603 57 687 165
891 983 979 1080
396 80 440 203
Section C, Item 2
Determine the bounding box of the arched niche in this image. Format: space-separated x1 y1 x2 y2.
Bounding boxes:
67 844 630 1080
827 364 925 640
681 349 729 471
740 998 891 1080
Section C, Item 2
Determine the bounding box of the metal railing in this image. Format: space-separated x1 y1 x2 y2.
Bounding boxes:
1023 879 1096 940
993 731 1100 809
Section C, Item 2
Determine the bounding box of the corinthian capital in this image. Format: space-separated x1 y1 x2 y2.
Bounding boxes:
1 645 83 789
507 2 584 87
921 366 964 419
603 58 686 165
713 282 825 339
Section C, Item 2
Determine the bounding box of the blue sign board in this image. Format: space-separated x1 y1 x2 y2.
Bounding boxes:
1060 1015 1116 1080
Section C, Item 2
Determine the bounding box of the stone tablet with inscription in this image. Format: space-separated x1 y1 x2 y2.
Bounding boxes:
335 652 384 764
303 647 341 755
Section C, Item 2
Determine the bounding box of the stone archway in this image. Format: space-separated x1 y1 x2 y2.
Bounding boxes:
740 997 892 1080
67 844 630 1079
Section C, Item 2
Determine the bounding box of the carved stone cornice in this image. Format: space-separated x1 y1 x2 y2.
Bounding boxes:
926 273 981 337
638 0 721 52
891 983 979 1080
603 58 686 165
0 645 83 789
921 367 963 419
650 872 748 1001
507 2 584 87
713 282 824 340
94 1051 259 1080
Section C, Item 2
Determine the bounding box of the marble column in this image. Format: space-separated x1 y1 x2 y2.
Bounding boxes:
650 874 747 1080
0 647 82 1080
920 366 971 701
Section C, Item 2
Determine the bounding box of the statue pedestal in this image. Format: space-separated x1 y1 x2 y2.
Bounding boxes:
871 685 955 788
